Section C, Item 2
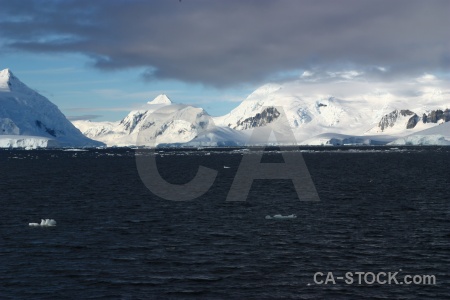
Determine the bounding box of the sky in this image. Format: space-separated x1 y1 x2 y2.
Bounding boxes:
0 0 449 121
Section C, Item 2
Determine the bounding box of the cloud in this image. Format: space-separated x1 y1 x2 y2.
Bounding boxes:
1 0 449 87
277 72 450 108
66 106 141 112
17 67 81 75
416 73 438 84
66 114 102 121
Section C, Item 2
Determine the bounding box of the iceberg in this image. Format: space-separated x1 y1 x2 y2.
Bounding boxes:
265 214 297 220
29 219 56 227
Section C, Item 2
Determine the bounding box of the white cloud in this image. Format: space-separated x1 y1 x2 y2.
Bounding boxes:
416 73 438 83
301 71 313 78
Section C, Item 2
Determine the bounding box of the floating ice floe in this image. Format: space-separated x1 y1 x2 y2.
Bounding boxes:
63 149 88 152
29 219 56 227
265 214 297 220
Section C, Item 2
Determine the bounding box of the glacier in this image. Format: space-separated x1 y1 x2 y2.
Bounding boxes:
0 135 58 149
389 121 450 145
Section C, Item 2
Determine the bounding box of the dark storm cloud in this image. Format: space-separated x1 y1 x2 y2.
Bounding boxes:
1 0 449 86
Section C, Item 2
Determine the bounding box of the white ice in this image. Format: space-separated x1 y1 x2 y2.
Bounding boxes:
265 214 297 219
29 219 56 227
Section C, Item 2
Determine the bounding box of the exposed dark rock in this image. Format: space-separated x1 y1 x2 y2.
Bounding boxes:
379 110 400 131
429 110 442 123
379 109 418 131
140 121 155 131
406 114 419 129
46 128 56 137
156 123 168 137
400 110 415 116
423 109 450 123
35 120 58 137
236 107 281 130
119 112 146 133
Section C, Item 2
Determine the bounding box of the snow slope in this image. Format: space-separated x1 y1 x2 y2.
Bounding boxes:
73 95 216 147
160 126 250 147
214 83 385 143
0 69 103 148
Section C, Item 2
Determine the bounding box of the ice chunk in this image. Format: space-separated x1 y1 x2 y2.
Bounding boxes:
29 219 56 227
265 214 297 219
41 219 56 226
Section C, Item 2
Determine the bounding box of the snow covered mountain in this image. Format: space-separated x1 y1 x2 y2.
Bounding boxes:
74 81 450 147
212 80 449 146
73 94 217 147
213 83 380 143
0 69 103 148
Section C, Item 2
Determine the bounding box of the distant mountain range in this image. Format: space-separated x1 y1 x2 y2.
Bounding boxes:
1 68 449 148
74 81 450 147
0 69 103 148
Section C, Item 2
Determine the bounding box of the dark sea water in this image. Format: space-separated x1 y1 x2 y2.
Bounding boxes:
0 147 449 299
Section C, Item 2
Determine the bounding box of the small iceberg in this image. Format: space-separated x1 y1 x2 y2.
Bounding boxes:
63 149 88 152
265 214 297 220
29 219 56 227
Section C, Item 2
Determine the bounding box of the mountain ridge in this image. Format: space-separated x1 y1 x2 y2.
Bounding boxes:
2 68 448 148
74 80 450 147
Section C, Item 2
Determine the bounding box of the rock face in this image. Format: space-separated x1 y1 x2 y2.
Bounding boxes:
235 107 280 130
378 108 450 132
406 114 420 129
378 110 415 131
0 68 104 148
424 109 450 123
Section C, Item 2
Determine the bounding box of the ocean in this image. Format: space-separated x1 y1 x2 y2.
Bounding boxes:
0 147 449 299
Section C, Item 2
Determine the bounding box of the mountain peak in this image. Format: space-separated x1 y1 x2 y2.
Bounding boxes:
0 68 12 77
148 94 172 105
0 68 30 93
247 83 282 99
0 68 13 87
